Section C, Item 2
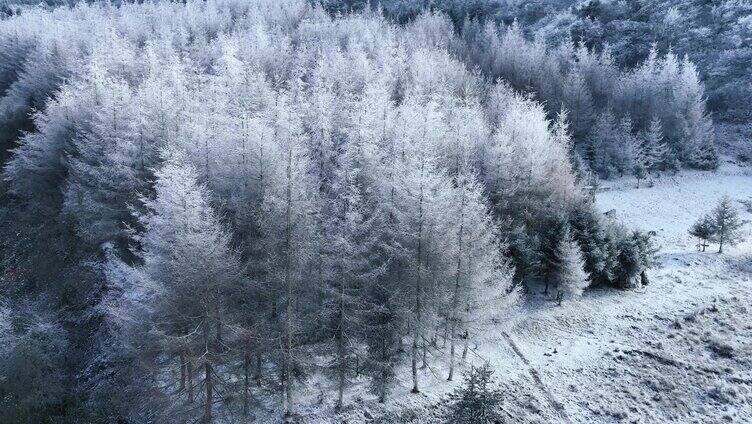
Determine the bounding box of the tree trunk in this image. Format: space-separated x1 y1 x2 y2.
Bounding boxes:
284 146 295 418
187 360 194 403
411 152 425 394
461 330 469 362
336 309 344 411
411 335 419 394
719 228 724 253
448 323 457 381
255 351 262 387
243 353 250 416
203 362 212 424
336 356 344 411
336 257 346 411
179 353 186 391
421 338 428 369
448 186 465 382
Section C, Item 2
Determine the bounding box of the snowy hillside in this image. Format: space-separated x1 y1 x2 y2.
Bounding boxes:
0 2 748 422
502 165 752 423
339 165 752 423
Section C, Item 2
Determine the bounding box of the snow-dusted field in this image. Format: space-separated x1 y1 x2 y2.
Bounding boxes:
488 165 752 423
262 165 752 423
365 165 752 423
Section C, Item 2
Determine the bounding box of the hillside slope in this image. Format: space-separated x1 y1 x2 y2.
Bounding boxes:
351 165 752 423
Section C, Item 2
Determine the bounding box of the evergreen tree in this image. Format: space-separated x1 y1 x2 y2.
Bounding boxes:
588 110 618 178
539 214 568 295
63 64 150 251
561 68 595 142
135 153 241 424
688 214 714 252
258 87 321 418
446 363 505 424
444 172 509 380
393 97 451 394
0 300 68 424
362 283 401 403
322 136 381 411
709 196 744 254
642 118 668 173
678 56 718 170
555 230 589 305
628 133 649 188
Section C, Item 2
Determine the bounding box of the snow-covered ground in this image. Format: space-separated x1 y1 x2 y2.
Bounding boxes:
486 164 752 423
270 164 752 423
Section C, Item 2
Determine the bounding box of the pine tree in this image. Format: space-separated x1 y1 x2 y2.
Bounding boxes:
356 76 407 404
642 118 668 173
688 214 713 252
445 172 511 381
617 116 639 177
561 68 595 141
709 196 744 253
63 65 149 251
678 56 718 170
555 230 589 305
322 136 382 411
135 152 241 424
446 363 505 424
258 88 320 418
588 110 618 178
393 97 450 395
540 214 568 295
629 134 649 188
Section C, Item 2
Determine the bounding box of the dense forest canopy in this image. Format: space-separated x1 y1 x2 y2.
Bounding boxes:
320 0 750 159
0 0 735 422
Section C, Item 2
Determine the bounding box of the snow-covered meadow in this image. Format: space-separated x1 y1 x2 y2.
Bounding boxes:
327 164 752 423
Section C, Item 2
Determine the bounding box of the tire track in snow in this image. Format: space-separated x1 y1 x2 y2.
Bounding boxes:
502 331 572 424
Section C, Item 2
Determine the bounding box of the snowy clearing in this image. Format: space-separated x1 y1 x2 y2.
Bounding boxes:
329 165 752 423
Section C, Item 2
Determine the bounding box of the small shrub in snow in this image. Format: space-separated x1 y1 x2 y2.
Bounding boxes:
707 338 734 359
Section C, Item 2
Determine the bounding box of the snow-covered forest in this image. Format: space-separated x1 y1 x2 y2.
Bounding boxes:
0 1 749 423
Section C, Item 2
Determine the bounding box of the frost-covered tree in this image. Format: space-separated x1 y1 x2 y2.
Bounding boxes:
555 231 589 305
0 1 662 419
393 97 451 394
540 214 568 295
135 153 241 423
587 110 618 178
63 62 149 251
709 196 744 254
445 172 511 381
258 88 320 417
688 214 714 252
320 136 383 411
446 363 505 424
641 118 668 173
0 300 67 423
561 68 595 141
